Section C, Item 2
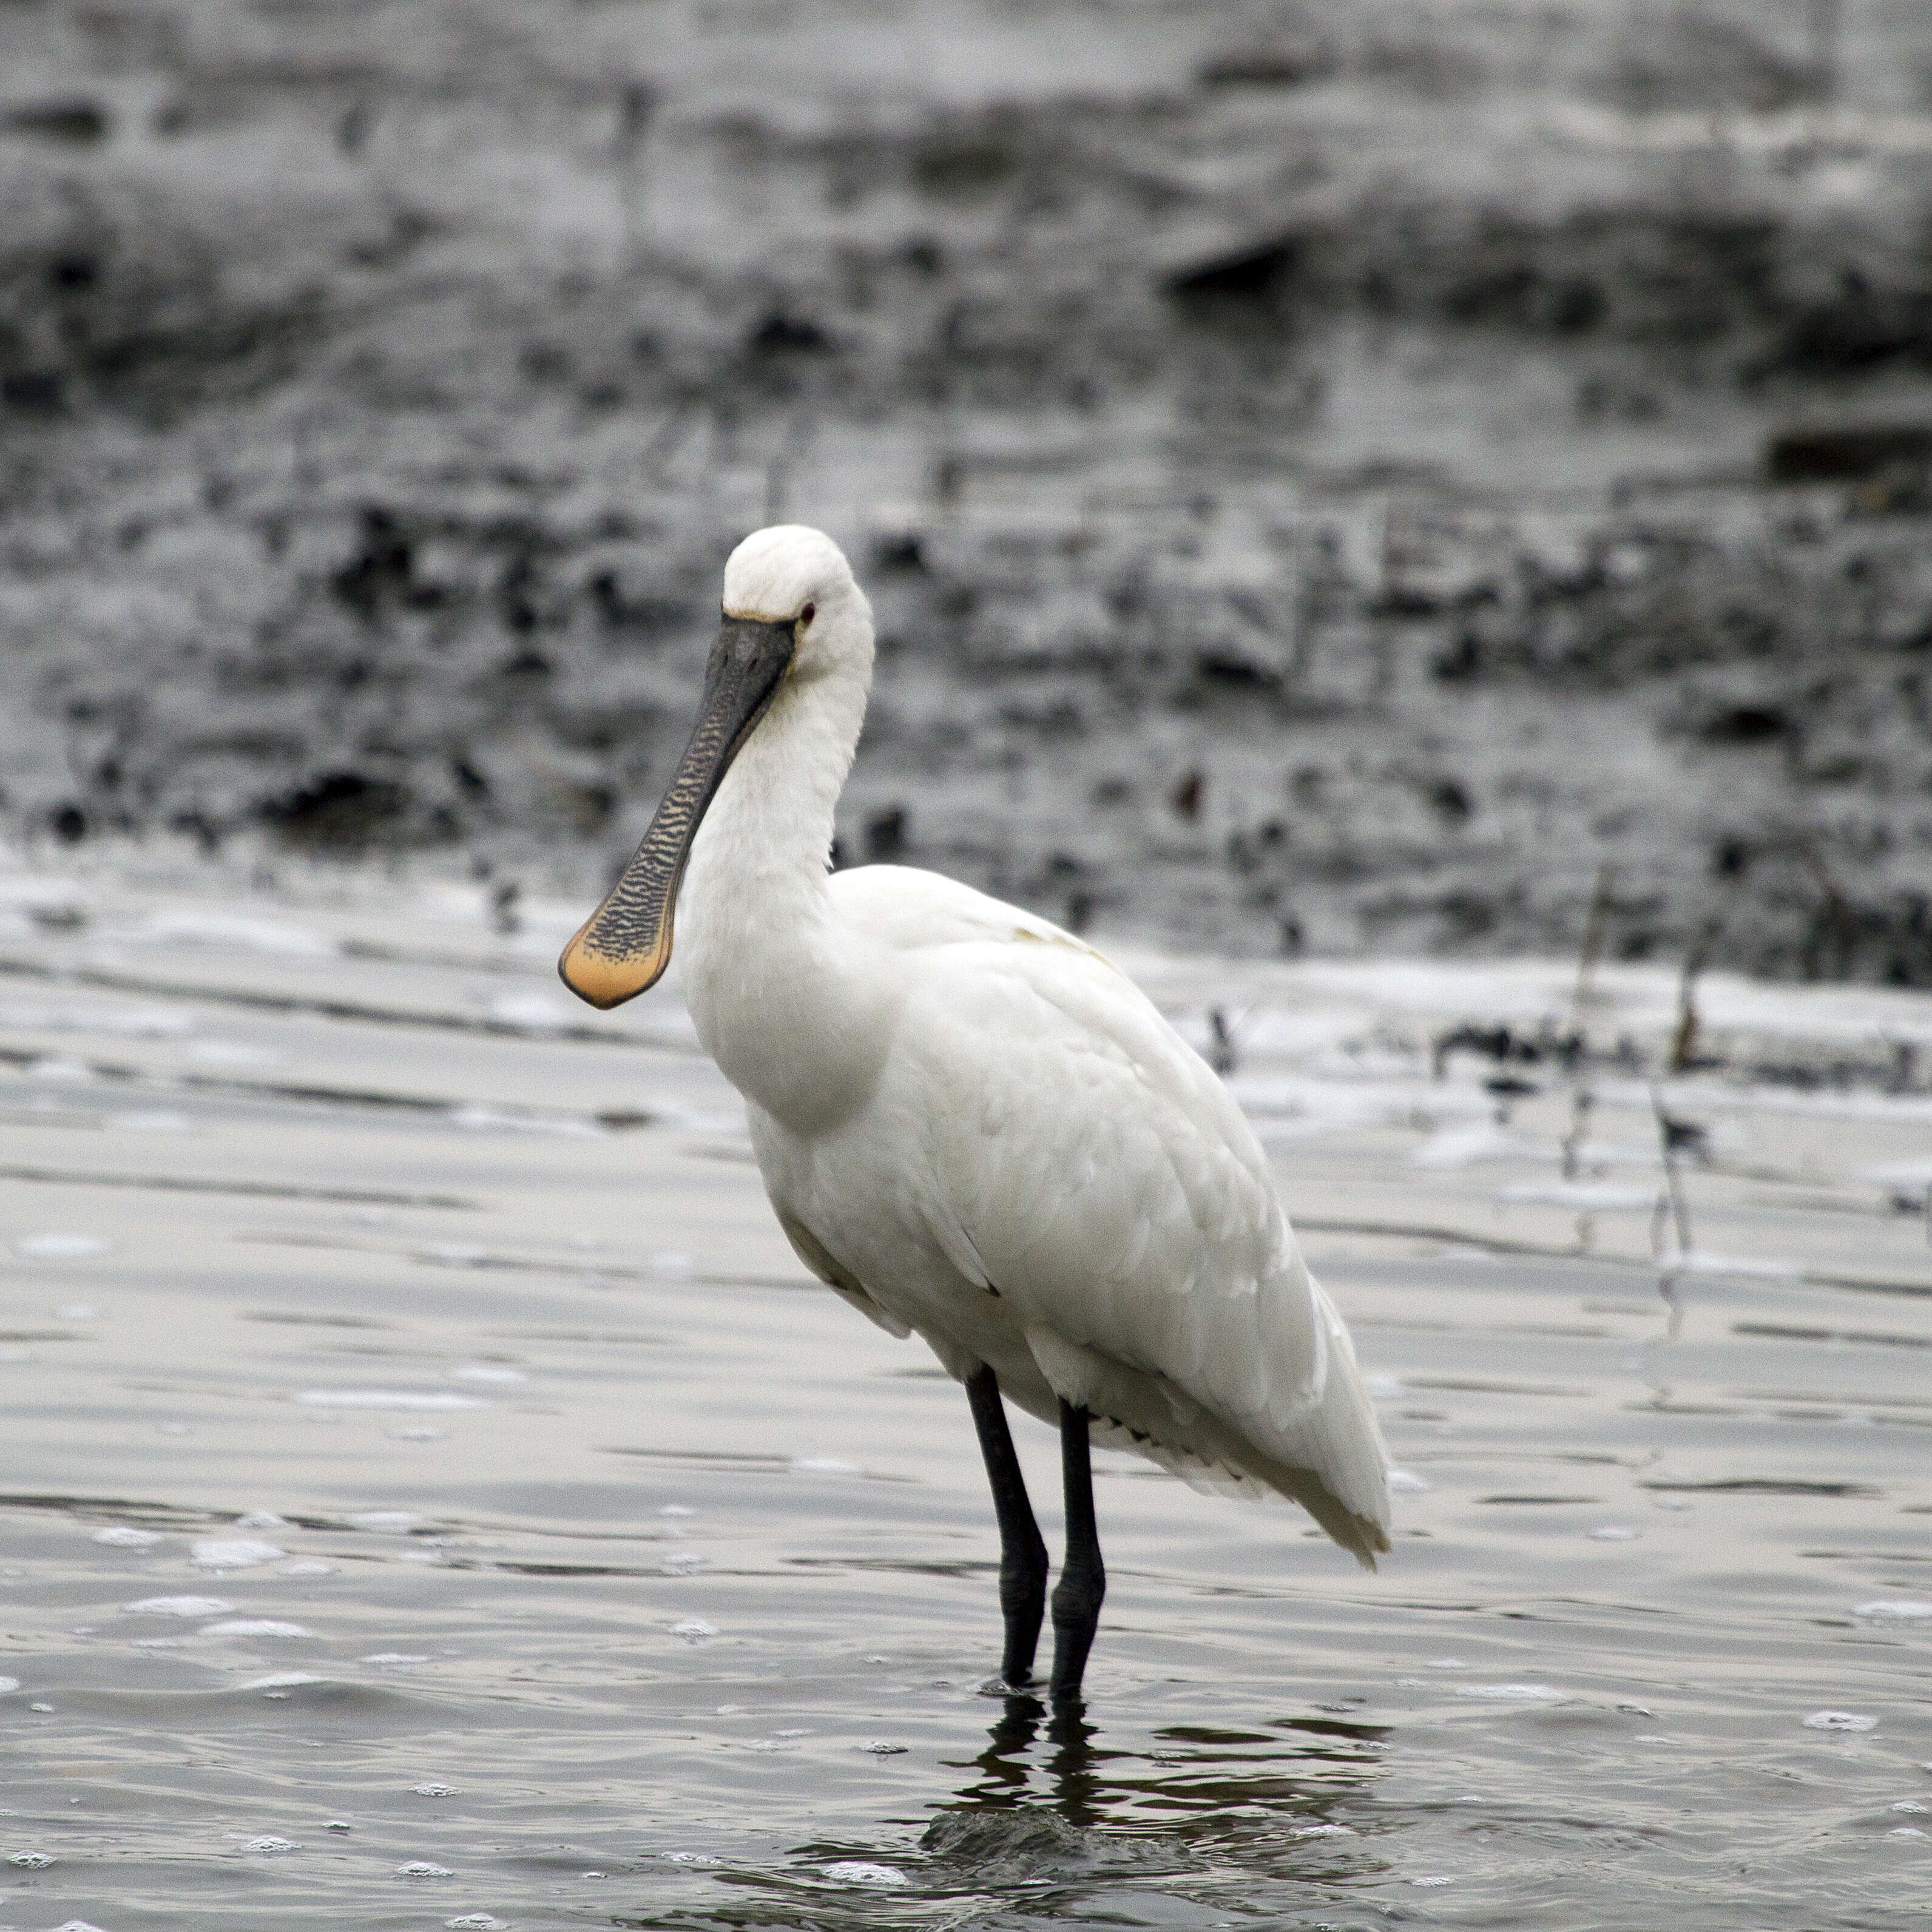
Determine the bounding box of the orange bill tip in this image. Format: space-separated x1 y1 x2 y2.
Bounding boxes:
557 914 672 1010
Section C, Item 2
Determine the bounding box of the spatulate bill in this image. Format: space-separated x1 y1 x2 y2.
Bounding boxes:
558 614 796 1009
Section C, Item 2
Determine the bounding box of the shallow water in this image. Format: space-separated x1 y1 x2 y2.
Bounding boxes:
2 862 1931 1930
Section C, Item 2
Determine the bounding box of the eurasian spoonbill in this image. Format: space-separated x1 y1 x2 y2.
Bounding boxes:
559 525 1391 1697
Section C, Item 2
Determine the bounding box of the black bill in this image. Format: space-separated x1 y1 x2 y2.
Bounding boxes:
558 614 796 1009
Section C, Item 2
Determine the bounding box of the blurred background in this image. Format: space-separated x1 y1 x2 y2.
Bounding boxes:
4 0 1931 980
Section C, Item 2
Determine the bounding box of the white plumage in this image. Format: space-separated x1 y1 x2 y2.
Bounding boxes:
562 524 1390 1692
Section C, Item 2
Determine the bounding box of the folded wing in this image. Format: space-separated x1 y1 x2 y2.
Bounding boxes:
880 915 1391 1562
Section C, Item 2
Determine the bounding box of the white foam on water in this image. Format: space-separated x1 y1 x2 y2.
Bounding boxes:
27 1058 95 1086
15 1232 111 1260
485 991 571 1031
110 1109 192 1132
451 1364 525 1384
860 1740 907 1753
397 1861 456 1879
192 1539 284 1570
660 1504 696 1517
360 1652 430 1666
391 1427 447 1442
350 1511 422 1533
1388 1468 1431 1494
1655 1249 1802 1280
136 910 337 957
281 1560 334 1577
1589 1526 1637 1541
1412 1875 1454 1886
670 1618 715 1642
660 1551 703 1576
447 1917 509 1930
1456 1683 1565 1703
650 1250 698 1278
297 1390 488 1410
240 1672 329 1690
1890 1826 1927 1837
123 1595 234 1616
131 1638 181 1649
1410 1123 1524 1170
661 1851 722 1866
1894 1801 1929 1813
245 1834 299 1853
1496 1181 1657 1211
1857 1158 1932 1190
413 1783 459 1797
185 1039 285 1069
1805 1710 1879 1731
447 1104 603 1138
1290 1823 1355 1837
58 1303 99 1320
1427 1658 1467 1669
51 1919 112 1932
0 875 90 918
235 1511 288 1530
0 998 191 1038
201 1620 312 1638
791 1456 861 1475
1857 1601 1932 1623
0 1677 18 1693
822 1862 908 1887
92 1525 164 1550
7 1850 53 1868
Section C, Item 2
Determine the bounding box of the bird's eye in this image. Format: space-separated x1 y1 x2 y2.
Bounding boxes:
799 603 816 627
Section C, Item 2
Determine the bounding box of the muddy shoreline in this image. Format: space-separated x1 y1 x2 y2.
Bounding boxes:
5 0 1932 980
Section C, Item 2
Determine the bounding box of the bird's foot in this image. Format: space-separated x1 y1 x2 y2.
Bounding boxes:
977 1671 1036 1698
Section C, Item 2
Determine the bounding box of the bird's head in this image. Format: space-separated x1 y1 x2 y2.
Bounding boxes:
556 525 870 1010
720 522 870 683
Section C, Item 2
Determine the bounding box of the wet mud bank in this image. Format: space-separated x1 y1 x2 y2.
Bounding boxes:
5 0 1932 979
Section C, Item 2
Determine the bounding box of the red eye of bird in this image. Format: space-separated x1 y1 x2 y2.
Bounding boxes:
800 603 816 626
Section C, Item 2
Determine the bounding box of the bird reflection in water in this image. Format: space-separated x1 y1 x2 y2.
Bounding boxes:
933 1690 1389 1846
956 1692 1104 1826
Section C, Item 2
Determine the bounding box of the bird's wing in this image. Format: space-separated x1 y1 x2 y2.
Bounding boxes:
891 928 1391 1559
775 1205 912 1339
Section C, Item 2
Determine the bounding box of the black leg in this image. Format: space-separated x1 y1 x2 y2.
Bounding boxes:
1049 1399 1106 1701
964 1363 1049 1687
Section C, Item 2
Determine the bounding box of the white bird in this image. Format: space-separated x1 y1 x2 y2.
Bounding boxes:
559 525 1390 1698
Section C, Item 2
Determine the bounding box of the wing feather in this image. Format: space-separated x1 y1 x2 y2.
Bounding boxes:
887 934 1391 1560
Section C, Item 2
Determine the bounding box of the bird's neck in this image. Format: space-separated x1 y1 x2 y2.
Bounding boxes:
676 650 880 1129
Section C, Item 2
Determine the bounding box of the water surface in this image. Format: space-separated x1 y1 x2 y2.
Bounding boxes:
2 865 1930 1929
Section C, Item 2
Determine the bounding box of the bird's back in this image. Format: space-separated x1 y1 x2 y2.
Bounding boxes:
813 866 1392 1563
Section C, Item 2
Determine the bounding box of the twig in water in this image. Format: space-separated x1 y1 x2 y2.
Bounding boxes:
1207 1007 1237 1076
1560 862 1616 1180
1667 916 1721 1075
1567 862 1616 1038
1649 1081 1695 1263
